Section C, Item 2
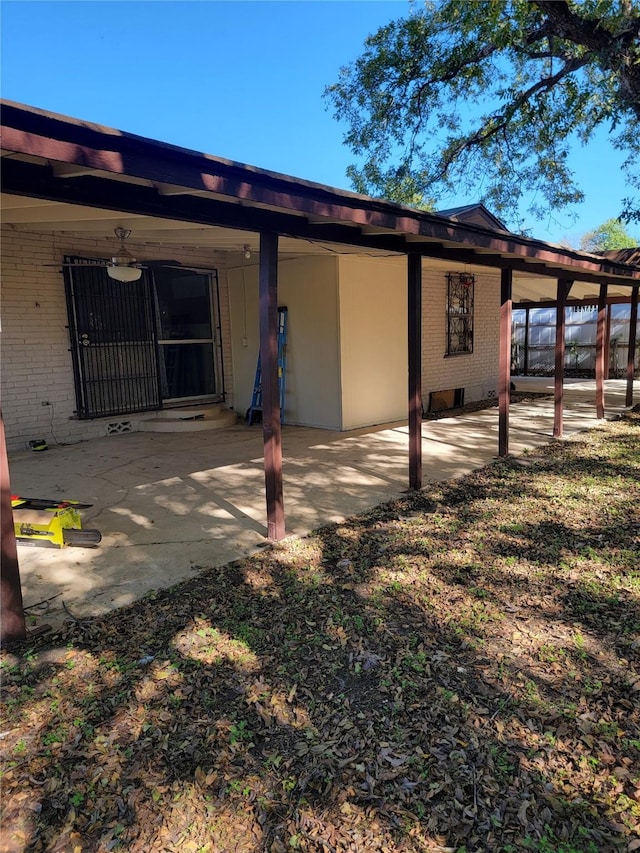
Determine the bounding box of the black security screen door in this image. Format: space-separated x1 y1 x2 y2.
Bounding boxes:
65 260 161 419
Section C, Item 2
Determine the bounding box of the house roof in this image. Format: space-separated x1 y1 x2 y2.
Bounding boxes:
435 204 510 232
1 99 639 299
602 248 640 266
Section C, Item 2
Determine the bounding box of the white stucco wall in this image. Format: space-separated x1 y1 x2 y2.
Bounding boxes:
227 250 502 433
335 256 502 427
228 254 342 429
0 226 233 451
337 255 408 430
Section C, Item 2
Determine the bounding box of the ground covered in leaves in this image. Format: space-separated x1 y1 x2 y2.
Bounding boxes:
1 415 639 853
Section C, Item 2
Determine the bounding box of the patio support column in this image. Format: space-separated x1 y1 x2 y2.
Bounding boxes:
259 231 285 541
554 279 573 439
595 284 608 419
498 268 512 457
626 286 638 407
523 306 530 376
408 253 422 490
1 412 26 643
605 304 612 379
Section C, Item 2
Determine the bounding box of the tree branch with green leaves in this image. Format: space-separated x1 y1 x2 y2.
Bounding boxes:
324 0 640 231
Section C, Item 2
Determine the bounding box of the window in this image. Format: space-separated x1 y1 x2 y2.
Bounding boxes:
446 272 475 355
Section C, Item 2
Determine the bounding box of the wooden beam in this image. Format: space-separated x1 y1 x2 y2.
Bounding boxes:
259 232 285 541
51 162 104 179
0 202 147 225
513 295 633 310
3 157 640 288
499 269 513 457
1 100 639 283
626 287 638 407
605 304 612 379
595 284 608 419
0 412 26 643
155 182 210 197
554 279 573 438
523 306 530 376
408 254 422 490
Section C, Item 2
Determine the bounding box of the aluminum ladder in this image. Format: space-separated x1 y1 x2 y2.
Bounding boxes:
246 306 288 426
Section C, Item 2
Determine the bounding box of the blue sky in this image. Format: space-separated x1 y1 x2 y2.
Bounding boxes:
1 0 636 244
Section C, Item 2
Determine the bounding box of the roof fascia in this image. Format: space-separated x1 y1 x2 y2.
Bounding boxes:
1 100 639 284
2 157 638 288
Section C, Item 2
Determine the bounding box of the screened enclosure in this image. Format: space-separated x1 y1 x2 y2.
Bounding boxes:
512 303 638 377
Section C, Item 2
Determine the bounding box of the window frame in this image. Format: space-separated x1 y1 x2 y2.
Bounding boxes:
446 272 475 356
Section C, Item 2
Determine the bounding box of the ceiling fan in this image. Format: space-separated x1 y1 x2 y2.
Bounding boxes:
104 227 144 281
47 227 182 280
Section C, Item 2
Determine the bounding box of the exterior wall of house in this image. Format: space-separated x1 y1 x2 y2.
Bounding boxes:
422 267 501 407
0 226 233 452
337 255 408 430
228 254 342 429
1 224 503 452
334 255 502 427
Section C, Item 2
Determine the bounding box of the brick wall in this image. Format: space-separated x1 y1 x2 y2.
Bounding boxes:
422 269 501 406
0 227 233 451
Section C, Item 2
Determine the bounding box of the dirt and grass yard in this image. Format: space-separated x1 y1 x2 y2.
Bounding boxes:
1 414 639 853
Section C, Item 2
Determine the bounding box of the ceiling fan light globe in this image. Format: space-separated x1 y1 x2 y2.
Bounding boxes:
107 265 142 282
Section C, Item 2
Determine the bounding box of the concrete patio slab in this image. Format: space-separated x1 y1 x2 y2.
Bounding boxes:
8 378 636 630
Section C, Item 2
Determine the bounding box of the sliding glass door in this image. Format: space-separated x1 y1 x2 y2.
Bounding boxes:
153 268 221 404
66 262 222 418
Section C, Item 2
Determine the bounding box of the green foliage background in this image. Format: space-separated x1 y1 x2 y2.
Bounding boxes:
325 0 640 231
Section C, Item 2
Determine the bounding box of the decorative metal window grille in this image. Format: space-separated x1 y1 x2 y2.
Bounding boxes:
446 273 475 355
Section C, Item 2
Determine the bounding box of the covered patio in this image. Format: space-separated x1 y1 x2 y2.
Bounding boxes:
8 378 636 631
2 101 639 641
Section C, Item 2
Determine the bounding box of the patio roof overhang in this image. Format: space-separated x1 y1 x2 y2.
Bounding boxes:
1 99 639 642
2 99 640 293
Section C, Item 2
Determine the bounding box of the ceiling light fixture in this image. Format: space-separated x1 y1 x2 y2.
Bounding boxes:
107 227 143 282
107 265 143 282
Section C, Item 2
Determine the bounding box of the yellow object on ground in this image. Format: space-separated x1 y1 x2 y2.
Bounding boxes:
11 497 101 548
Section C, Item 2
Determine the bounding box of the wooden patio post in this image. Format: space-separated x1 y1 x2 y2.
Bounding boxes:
408 253 423 490
1 412 26 643
259 232 285 541
604 303 612 379
595 284 608 419
523 306 530 376
554 279 573 439
499 268 513 457
626 286 639 407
